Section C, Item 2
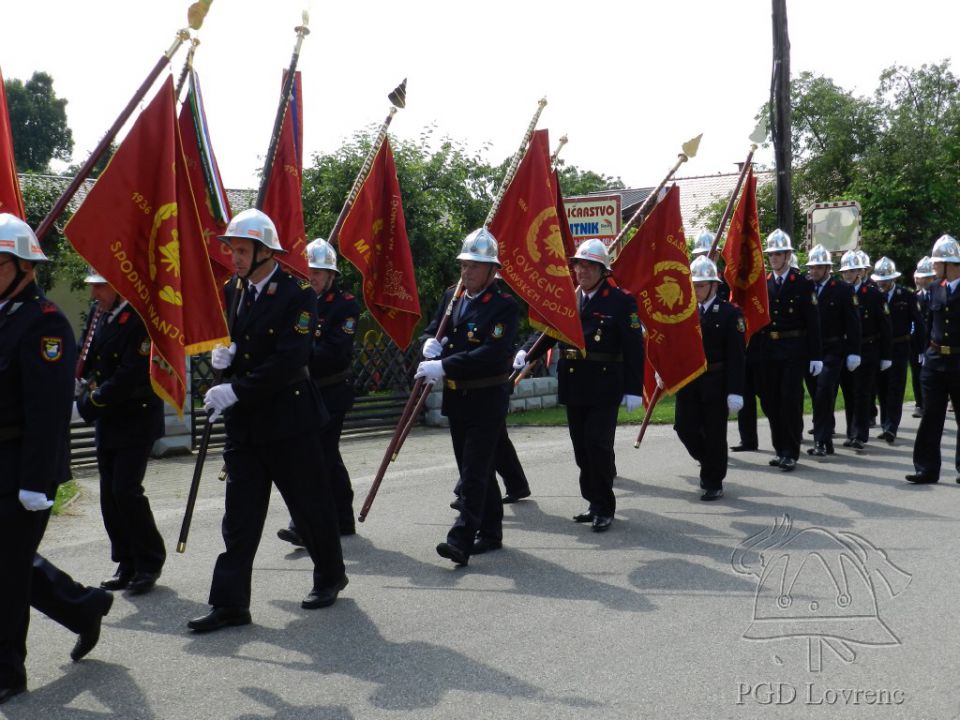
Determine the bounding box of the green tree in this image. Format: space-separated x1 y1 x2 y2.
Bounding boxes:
556 164 624 196
5 71 74 172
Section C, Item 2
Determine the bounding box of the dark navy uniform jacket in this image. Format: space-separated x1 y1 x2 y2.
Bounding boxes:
854 282 893 362
691 297 746 398
222 266 329 445
812 277 861 358
915 287 931 354
310 285 360 416
923 279 960 372
529 277 645 407
884 285 925 354
77 303 164 450
422 281 519 421
753 268 822 362
0 282 76 497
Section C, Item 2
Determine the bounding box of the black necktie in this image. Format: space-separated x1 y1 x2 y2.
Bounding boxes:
776 276 784 289
699 303 705 316
244 283 257 313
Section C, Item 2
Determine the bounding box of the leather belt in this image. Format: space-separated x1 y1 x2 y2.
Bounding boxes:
313 369 351 388
562 349 623 362
892 334 911 344
445 374 511 391
930 341 960 356
0 426 22 442
767 329 805 340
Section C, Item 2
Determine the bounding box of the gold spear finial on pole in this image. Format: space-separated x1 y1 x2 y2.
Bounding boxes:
550 134 569 169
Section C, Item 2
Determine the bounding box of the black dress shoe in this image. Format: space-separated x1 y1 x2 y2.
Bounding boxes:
731 444 759 452
807 443 827 457
768 456 784 467
449 497 464 512
302 575 349 609
591 515 613 532
700 488 723 501
100 568 133 591
876 430 895 444
188 606 252 633
905 473 938 484
436 542 468 566
779 458 797 471
71 589 113 662
127 571 160 595
472 537 503 554
842 438 855 447
502 490 531 504
277 526 305 547
849 439 865 450
0 685 26 705
572 511 595 523
912 407 924 418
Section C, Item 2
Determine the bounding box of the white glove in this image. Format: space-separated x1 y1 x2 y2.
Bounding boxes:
880 359 893 372
727 394 744 413
203 383 238 422
809 360 824 376
414 360 445 384
74 378 83 397
919 353 925 366
845 354 861 372
622 394 643 413
654 372 665 389
422 337 447 359
71 401 82 423
211 342 237 370
513 349 528 370
19 489 53 512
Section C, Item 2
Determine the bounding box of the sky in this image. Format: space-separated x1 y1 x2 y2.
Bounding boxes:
4 0 958 192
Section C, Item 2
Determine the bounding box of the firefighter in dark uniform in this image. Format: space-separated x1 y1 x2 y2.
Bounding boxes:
277 238 360 545
418 228 518 566
0 215 113 705
520 238 645 531
910 256 936 417
673 256 745 500
872 257 925 443
189 209 346 633
838 250 892 449
803 245 861 457
77 269 166 595
907 234 960 484
755 229 823 471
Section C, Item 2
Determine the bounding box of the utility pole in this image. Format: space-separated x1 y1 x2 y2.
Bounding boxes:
770 0 793 237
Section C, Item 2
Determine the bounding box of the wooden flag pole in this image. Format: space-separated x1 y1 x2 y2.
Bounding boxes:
633 385 663 448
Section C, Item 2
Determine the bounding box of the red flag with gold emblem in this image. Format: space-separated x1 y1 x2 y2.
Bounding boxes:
260 70 308 278
489 130 584 350
721 168 769 342
64 76 229 412
612 185 705 400
339 136 421 348
0 68 26 219
178 69 233 284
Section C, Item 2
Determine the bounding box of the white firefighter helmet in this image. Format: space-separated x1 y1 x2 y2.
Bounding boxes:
790 254 800 269
218 209 284 252
764 228 793 254
572 238 611 271
871 256 901 282
691 230 714 257
0 213 48 262
805 244 833 267
839 249 861 273
456 227 500 266
690 255 720 283
305 237 339 273
914 256 936 278
83 267 108 284
855 249 871 270
931 234 960 264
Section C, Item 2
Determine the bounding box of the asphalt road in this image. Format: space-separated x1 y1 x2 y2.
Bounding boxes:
5 409 959 720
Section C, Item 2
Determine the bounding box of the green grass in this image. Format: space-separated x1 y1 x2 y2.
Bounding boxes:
507 366 917 427
52 480 79 515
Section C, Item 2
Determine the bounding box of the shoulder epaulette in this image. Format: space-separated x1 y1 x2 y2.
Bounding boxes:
343 291 356 301
40 300 59 314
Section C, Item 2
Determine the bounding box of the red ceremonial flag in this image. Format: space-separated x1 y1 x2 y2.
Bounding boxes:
178 69 233 285
0 68 26 219
489 129 585 350
721 168 769 342
260 70 308 278
339 137 421 348
612 185 706 400
64 76 229 412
